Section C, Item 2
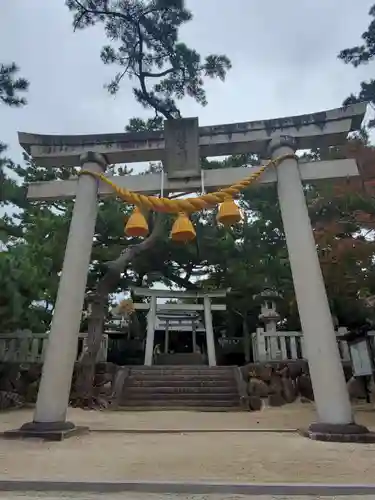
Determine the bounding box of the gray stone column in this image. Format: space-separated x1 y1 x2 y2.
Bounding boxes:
203 296 216 366
164 320 170 354
192 322 197 352
19 152 107 437
144 296 157 365
269 136 372 441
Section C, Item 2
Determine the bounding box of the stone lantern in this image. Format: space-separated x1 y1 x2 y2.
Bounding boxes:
253 284 283 362
257 285 283 335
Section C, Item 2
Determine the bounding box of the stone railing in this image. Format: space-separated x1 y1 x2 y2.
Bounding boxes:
251 327 375 363
0 331 108 363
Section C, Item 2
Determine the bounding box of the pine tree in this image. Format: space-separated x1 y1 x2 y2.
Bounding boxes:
0 62 33 330
64 0 233 407
0 62 28 107
338 4 375 125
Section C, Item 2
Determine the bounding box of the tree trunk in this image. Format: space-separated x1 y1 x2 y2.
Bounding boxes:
72 214 165 408
72 276 112 408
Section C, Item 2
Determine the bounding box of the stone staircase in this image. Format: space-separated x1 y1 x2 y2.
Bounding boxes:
119 366 242 411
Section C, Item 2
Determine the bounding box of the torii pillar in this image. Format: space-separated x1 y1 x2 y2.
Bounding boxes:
270 136 371 441
5 152 107 440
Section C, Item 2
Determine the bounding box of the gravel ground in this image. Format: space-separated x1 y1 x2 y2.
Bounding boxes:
0 494 374 500
0 402 374 432
0 404 374 485
0 432 375 484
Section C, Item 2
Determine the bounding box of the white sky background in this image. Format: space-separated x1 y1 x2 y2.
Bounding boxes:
1 0 375 165
2 0 375 300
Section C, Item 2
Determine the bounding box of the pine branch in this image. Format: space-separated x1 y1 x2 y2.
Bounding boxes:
66 0 230 119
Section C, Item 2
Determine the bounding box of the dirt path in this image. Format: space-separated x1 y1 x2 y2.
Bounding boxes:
0 402 374 432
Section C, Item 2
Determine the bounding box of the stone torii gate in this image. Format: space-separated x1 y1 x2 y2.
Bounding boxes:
131 287 228 366
8 103 375 442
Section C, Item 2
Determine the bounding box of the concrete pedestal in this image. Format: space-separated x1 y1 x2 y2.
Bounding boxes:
3 422 89 441
8 152 107 439
300 423 375 443
270 136 373 442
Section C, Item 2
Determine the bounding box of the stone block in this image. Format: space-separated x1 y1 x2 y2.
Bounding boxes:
252 363 273 382
164 118 200 179
267 393 285 407
268 374 283 395
248 378 268 398
94 372 112 387
288 360 308 379
343 362 353 381
248 395 262 411
281 377 297 403
297 373 314 401
347 376 367 400
239 364 252 382
25 381 39 403
0 391 24 410
0 364 21 392
0 361 119 411
20 363 42 383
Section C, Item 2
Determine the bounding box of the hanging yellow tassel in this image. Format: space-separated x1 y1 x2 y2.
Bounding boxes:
171 212 196 242
216 198 241 226
124 207 149 237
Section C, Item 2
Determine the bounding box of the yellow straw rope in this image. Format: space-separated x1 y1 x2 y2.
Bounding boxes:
80 154 295 214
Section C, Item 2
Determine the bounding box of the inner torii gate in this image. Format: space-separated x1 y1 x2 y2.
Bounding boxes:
131 287 227 366
9 103 375 442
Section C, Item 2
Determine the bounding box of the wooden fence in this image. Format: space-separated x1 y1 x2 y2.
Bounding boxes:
0 331 108 363
251 327 375 363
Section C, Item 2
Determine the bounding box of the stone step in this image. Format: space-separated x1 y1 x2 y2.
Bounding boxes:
120 399 240 407
124 395 239 403
128 365 236 369
127 374 235 381
117 405 244 412
120 365 240 410
125 386 238 395
129 371 234 379
126 379 237 388
129 367 235 374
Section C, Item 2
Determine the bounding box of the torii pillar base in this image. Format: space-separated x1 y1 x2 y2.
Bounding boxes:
3 421 89 441
299 423 375 443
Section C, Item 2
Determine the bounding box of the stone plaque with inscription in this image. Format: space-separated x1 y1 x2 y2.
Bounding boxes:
164 117 200 179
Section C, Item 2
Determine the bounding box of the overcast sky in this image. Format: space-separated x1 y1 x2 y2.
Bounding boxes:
1 0 375 167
